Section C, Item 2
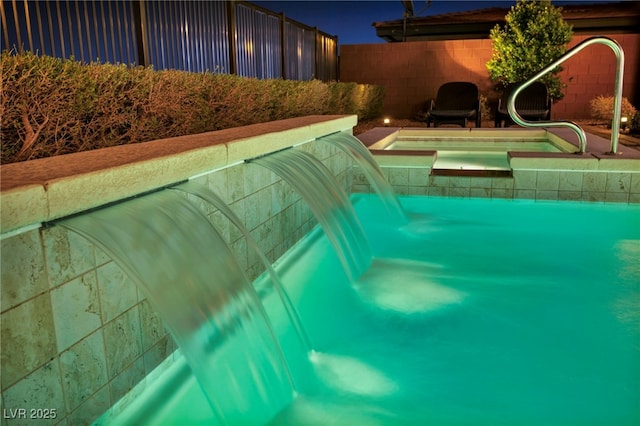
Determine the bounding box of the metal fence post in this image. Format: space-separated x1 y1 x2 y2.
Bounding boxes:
280 12 287 80
133 0 149 66
227 0 237 75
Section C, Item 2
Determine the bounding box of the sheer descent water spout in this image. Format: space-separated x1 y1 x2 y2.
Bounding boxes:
251 148 373 282
321 132 408 226
171 181 314 354
58 190 295 425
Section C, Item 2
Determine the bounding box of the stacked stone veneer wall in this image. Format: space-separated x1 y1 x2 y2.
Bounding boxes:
0 118 354 426
339 33 639 120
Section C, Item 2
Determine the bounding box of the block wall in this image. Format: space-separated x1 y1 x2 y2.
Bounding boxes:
0 140 353 426
339 33 639 121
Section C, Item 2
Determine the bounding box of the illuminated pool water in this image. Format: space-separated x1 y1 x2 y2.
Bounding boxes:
104 195 640 426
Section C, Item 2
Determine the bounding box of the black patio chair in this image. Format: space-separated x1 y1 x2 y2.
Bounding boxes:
425 82 481 128
495 82 551 128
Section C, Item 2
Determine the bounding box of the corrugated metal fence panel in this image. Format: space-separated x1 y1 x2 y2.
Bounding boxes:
316 33 338 81
285 22 316 81
235 3 282 79
1 0 139 65
2 0 337 81
142 0 230 73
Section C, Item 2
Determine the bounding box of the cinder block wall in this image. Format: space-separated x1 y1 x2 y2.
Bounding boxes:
0 138 353 426
339 33 639 121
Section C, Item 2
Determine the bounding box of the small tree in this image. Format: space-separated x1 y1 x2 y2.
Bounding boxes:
486 0 573 101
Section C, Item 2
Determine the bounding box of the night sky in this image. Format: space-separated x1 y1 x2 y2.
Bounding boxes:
251 0 627 45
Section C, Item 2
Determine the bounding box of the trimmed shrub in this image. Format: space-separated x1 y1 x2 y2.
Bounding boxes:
630 111 640 136
589 95 637 124
1 52 384 163
327 82 385 121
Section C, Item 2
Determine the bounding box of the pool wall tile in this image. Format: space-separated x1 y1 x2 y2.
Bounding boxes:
429 175 450 188
98 263 138 324
491 188 514 199
583 172 608 192
558 191 583 201
449 177 471 189
535 171 560 191
558 172 583 191
513 170 537 190
428 186 449 197
469 188 492 198
514 189 536 199
67 386 111 426
584 191 607 202
367 163 638 204
408 186 428 196
0 230 48 312
630 173 640 193
388 168 410 186
60 331 109 411
51 272 102 352
138 300 166 352
43 226 97 289
109 358 146 407
491 178 514 190
450 187 471 197
103 307 144 380
605 172 631 193
143 336 175 375
408 168 430 187
2 360 66 426
536 190 559 200
469 177 493 189
3 116 635 425
0 293 57 390
605 192 630 203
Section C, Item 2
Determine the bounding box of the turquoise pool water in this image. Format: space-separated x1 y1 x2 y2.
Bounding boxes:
107 195 640 425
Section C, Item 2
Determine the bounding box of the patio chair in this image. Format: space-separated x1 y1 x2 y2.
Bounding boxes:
425 82 481 128
494 82 551 128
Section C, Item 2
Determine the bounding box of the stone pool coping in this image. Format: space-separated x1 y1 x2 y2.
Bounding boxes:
0 115 357 235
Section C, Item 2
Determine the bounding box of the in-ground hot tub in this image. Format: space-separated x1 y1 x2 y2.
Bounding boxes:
355 126 640 202
381 128 576 152
363 128 579 175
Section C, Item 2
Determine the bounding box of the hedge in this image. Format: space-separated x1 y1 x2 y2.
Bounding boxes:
1 52 385 163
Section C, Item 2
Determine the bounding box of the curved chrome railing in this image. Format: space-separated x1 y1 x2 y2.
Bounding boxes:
507 36 625 154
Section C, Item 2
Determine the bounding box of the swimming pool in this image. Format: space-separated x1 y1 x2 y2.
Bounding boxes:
101 194 640 425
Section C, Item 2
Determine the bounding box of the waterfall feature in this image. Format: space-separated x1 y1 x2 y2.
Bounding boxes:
58 190 294 425
252 148 372 281
321 132 408 225
171 181 313 353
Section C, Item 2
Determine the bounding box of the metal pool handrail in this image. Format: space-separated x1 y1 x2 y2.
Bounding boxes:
507 36 625 155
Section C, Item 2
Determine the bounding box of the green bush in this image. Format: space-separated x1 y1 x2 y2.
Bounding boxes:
1 51 385 163
589 95 637 123
327 82 385 121
630 111 640 136
486 0 573 101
